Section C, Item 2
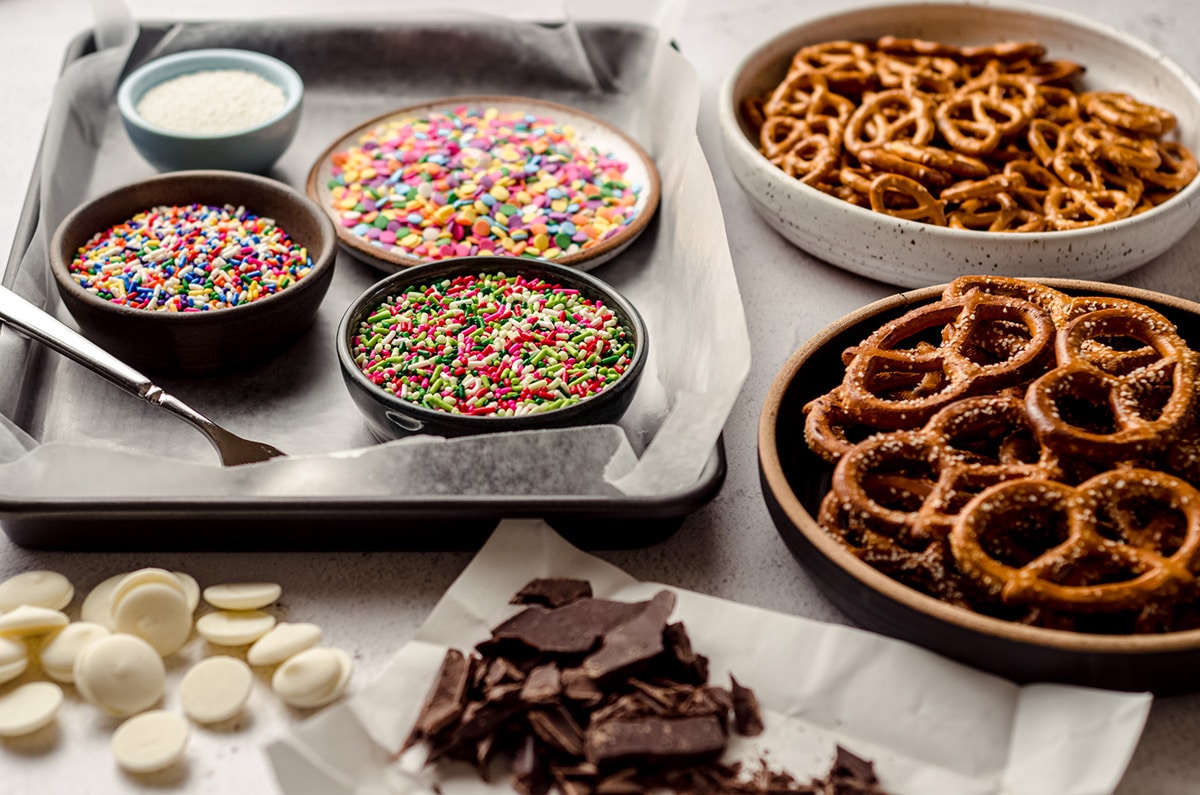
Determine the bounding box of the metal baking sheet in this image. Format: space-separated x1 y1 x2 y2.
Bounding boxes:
0 19 732 550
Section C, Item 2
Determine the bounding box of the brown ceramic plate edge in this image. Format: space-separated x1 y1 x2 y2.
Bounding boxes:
305 94 662 273
759 278 1200 662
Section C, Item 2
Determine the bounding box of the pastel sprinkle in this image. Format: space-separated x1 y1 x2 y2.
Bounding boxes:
326 106 642 262
350 272 635 417
68 204 312 312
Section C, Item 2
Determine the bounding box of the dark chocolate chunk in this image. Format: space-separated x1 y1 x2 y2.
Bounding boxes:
521 663 563 703
663 622 710 685
403 648 470 749
485 656 527 688
560 667 605 707
528 706 587 757
513 578 594 608
730 676 765 737
485 597 650 656
832 745 878 784
585 715 727 767
582 591 676 681
512 733 550 795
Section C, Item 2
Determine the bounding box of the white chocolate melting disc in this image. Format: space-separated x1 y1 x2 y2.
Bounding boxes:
0 681 63 737
80 572 130 630
172 572 201 613
74 633 165 717
247 622 322 667
0 571 74 612
271 646 353 709
112 582 192 657
0 636 28 685
39 622 111 683
202 582 282 611
180 656 253 724
195 610 276 647
111 710 189 773
0 605 69 638
111 569 186 613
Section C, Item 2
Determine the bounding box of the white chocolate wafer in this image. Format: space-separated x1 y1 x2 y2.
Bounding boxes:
74 633 165 717
195 610 276 647
0 571 74 612
39 622 110 683
111 710 189 773
247 622 322 667
180 656 252 723
272 647 352 709
0 681 63 737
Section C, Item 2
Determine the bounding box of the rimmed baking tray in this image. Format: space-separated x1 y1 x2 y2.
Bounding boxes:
0 21 727 550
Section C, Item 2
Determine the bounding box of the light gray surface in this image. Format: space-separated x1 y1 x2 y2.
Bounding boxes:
1 1 1199 793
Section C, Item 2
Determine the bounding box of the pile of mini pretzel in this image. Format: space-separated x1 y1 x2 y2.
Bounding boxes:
804 276 1200 633
745 37 1198 230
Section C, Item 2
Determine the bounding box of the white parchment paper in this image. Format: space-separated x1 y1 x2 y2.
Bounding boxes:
266 520 1152 795
0 0 749 500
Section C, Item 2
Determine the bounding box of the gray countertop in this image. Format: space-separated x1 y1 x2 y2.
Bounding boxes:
2 0 1198 792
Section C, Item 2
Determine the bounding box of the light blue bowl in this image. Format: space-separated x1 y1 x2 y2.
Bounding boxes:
117 48 303 174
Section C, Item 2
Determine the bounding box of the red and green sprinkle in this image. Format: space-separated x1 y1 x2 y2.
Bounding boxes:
69 203 313 311
351 272 635 416
327 106 643 261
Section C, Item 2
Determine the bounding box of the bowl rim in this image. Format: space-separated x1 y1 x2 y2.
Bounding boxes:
335 255 648 429
758 276 1200 656
305 94 662 272
717 0 1200 243
48 169 338 324
116 47 304 141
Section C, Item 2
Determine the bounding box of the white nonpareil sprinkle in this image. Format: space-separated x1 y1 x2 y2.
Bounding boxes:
136 69 286 135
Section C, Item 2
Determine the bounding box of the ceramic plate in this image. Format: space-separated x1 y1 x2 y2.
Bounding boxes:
719 2 1200 287
306 95 660 273
758 278 1200 693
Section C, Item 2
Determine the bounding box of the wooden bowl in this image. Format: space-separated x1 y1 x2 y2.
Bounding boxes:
49 170 337 375
758 278 1200 693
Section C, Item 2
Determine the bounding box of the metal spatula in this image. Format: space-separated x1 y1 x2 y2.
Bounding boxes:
0 285 285 466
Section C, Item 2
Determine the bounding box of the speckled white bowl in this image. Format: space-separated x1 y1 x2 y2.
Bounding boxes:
718 0 1200 288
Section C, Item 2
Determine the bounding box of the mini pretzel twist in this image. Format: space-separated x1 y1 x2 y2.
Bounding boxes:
844 89 935 155
753 36 1196 232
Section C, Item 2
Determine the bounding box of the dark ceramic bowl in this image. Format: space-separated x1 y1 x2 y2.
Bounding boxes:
759 278 1200 694
337 257 647 439
49 170 337 375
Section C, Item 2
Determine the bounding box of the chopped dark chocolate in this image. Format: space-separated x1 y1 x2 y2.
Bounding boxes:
730 675 765 737
585 715 727 767
483 597 649 656
521 663 563 703
528 706 587 757
513 578 594 608
832 745 878 784
582 591 676 682
663 621 709 685
403 580 896 795
403 648 470 750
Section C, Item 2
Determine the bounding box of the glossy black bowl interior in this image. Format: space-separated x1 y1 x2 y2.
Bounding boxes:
336 257 648 439
49 170 337 375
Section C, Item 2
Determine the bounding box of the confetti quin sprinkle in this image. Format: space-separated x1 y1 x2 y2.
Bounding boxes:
327 106 643 261
351 272 635 417
69 204 313 312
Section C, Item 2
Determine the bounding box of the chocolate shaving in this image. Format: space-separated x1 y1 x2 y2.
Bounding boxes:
513 578 594 608
403 582 896 795
731 675 765 737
